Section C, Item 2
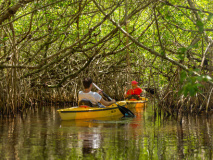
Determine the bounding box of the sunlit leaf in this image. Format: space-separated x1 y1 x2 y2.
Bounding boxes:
207 13 213 21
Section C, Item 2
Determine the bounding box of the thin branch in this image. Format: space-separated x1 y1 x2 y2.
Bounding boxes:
92 0 213 86
0 0 35 25
0 65 39 69
48 56 95 88
0 0 82 27
201 41 213 69
160 0 213 15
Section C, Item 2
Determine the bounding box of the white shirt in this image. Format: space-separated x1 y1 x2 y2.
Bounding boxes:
78 91 102 105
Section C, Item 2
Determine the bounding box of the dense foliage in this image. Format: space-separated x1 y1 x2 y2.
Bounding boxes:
0 0 213 115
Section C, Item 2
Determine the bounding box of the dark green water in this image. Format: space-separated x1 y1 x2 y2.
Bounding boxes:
0 105 213 160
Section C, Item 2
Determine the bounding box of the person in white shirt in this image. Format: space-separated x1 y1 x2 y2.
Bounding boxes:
78 77 116 107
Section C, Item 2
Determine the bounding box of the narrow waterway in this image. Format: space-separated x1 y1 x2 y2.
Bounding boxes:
0 104 212 159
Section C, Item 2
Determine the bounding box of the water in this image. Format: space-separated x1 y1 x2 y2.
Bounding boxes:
0 105 213 160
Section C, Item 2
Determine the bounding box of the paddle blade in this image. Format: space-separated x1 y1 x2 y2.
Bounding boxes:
118 105 135 117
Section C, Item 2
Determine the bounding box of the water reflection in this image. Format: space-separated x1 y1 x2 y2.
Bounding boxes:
60 115 128 158
0 106 213 159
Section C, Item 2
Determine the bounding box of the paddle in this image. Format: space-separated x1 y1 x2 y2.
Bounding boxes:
144 88 156 95
93 83 135 117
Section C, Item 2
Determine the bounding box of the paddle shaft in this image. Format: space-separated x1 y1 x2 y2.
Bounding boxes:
93 83 135 117
92 83 112 101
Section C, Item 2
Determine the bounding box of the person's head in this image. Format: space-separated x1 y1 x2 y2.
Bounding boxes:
131 80 138 88
83 77 93 89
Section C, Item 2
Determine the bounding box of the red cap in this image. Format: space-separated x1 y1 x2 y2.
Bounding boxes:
131 80 138 84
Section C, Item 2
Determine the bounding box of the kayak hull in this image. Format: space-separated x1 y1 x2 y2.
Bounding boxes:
125 97 148 108
57 101 126 120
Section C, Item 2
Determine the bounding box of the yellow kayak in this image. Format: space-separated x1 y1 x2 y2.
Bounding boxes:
125 97 148 108
57 101 126 120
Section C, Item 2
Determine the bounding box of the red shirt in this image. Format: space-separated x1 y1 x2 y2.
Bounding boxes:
127 87 142 95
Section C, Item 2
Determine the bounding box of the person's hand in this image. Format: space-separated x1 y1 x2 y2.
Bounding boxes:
124 86 126 92
111 99 116 103
97 90 103 94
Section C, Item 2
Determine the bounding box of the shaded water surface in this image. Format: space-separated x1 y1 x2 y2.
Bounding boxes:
0 105 213 160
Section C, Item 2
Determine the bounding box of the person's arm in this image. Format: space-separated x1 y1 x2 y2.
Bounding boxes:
100 98 116 106
124 86 128 98
124 89 131 98
97 90 102 95
124 93 129 99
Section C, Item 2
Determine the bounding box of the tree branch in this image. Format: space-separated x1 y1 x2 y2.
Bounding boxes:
0 0 35 25
92 0 213 86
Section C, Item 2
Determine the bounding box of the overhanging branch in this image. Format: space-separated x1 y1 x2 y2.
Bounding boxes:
92 0 213 86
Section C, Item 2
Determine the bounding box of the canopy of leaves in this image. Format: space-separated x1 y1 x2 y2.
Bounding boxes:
0 0 213 114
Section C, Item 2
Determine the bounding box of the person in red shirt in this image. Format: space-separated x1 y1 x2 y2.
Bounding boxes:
124 81 142 99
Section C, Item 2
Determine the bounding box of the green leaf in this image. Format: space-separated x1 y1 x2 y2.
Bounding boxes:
196 83 203 88
189 87 195 96
160 51 165 56
196 20 204 32
207 13 213 21
187 42 198 50
3 37 8 41
177 47 186 60
178 47 187 54
196 76 203 81
177 54 185 60
193 43 199 48
194 68 200 72
180 71 187 83
183 89 188 96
